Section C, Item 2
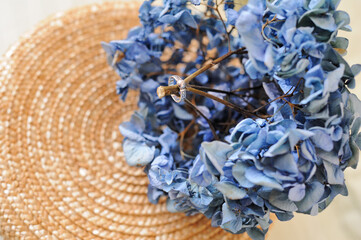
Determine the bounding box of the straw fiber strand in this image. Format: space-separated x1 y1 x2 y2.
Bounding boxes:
0 2 249 240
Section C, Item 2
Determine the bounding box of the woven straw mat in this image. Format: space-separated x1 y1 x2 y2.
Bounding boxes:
0 2 252 240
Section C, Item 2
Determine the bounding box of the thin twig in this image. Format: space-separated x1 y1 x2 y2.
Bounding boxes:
183 47 246 84
186 86 268 118
231 85 263 93
252 78 303 113
179 119 196 159
261 15 285 43
184 99 219 140
215 0 231 51
157 47 247 98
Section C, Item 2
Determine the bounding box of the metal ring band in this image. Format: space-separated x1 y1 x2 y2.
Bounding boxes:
168 75 186 103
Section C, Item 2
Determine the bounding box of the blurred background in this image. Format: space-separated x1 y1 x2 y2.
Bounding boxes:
0 1 360 239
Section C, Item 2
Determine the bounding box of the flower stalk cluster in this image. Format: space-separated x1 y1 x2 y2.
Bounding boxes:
102 0 361 239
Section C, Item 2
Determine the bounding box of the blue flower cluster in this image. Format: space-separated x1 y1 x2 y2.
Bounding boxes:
103 0 361 239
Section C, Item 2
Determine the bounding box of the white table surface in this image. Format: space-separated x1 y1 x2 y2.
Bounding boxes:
1 1 361 240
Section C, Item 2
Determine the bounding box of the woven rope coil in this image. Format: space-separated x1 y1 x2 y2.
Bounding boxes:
0 2 250 239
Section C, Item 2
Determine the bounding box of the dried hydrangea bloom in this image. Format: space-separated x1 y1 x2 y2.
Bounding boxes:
103 0 361 239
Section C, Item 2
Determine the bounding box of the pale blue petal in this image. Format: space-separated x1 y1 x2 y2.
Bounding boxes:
269 191 298 212
123 139 155 166
233 162 255 188
245 167 284 190
202 141 234 175
215 182 247 200
288 184 306 202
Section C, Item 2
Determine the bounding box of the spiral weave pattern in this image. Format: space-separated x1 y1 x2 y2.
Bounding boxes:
0 2 248 239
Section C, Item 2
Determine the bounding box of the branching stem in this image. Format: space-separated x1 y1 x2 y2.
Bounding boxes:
184 99 219 140
157 47 246 98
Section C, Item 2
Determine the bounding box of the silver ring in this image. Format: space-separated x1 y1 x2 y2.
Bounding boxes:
168 75 186 103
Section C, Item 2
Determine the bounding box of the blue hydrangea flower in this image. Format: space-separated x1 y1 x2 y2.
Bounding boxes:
103 1 361 239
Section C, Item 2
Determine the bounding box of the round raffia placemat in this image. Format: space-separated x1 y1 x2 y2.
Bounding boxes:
0 2 252 240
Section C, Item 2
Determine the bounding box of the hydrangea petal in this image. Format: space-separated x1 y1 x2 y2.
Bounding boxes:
123 139 155 166
233 162 255 188
246 227 265 240
295 182 325 213
324 161 344 185
215 182 247 200
288 184 306 202
202 141 234 175
245 167 284 191
310 128 334 151
269 191 298 212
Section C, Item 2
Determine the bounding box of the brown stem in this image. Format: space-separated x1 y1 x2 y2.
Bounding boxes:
252 78 303 113
188 84 240 95
184 99 219 140
183 47 246 84
261 15 285 43
215 0 231 51
179 119 195 159
157 47 247 98
186 86 264 118
231 85 263 93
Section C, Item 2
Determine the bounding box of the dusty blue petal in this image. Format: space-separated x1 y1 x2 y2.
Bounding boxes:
246 227 265 240
288 129 315 148
159 128 178 154
245 167 284 190
300 140 317 162
221 203 243 233
309 13 337 31
166 198 179 213
190 0 201 5
310 128 334 151
178 10 198 28
126 42 151 64
189 156 213 187
215 182 247 200
249 126 268 149
348 140 359 169
119 122 145 142
236 9 267 62
161 10 199 28
273 153 298 174
123 139 155 166
275 212 294 221
307 92 330 113
226 9 238 25
266 130 283 145
221 203 237 224
233 162 255 188
331 126 343 141
269 191 298 212
324 161 344 185
288 184 306 202
308 0 325 9
211 211 223 227
334 10 350 29
165 171 176 185
351 64 361 76
295 182 325 213
318 150 339 165
323 64 344 95
351 117 361 137
332 37 349 50
202 141 234 175
264 135 289 157
255 211 271 230
348 93 361 116
147 185 164 204
355 133 361 150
